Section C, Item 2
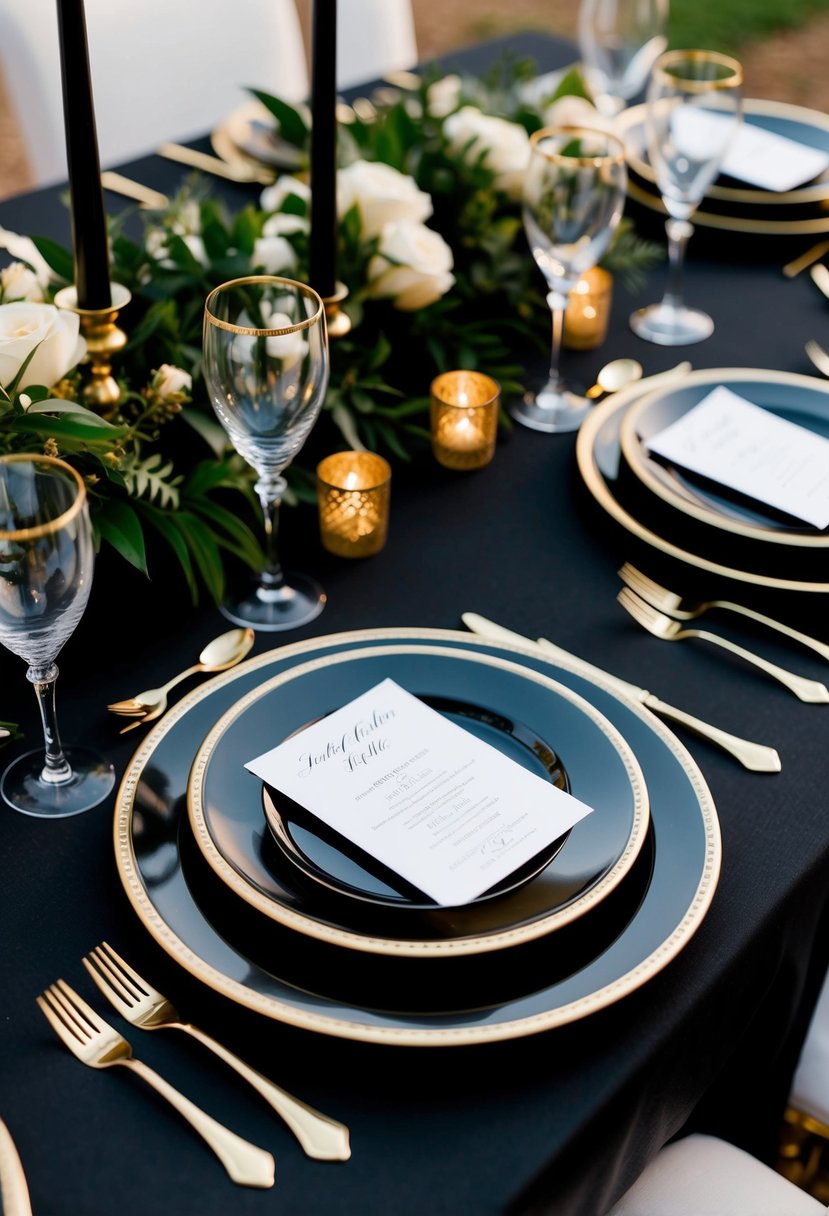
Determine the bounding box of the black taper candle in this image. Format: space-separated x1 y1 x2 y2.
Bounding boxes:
56 0 111 309
309 0 337 301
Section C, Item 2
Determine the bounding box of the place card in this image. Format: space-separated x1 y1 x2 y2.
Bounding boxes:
670 108 829 193
246 678 593 906
643 386 829 529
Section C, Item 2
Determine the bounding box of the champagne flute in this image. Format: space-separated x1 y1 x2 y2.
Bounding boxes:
578 0 669 116
0 454 115 817
514 126 628 434
203 276 330 631
630 49 743 345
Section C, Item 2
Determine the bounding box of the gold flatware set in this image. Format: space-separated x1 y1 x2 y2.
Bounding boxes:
107 627 254 733
36 945 351 1190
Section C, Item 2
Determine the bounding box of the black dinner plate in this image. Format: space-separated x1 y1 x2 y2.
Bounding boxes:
115 628 720 1046
186 645 649 956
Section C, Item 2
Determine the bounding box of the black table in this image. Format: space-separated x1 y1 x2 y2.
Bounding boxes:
2 32 829 1216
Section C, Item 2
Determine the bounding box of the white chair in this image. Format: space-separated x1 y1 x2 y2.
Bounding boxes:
0 0 310 188
791 962 829 1128
607 1133 827 1215
336 0 418 88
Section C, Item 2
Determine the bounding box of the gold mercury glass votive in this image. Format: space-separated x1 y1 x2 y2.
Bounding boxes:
317 451 391 558
564 266 614 351
430 370 500 471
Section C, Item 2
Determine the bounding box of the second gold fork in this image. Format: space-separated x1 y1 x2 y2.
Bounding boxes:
83 941 351 1161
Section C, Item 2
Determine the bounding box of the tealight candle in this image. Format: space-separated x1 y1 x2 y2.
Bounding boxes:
564 266 613 351
317 451 391 558
430 371 500 471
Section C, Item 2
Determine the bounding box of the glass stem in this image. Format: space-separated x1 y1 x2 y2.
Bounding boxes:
546 289 568 389
256 473 287 594
27 664 72 785
663 218 694 312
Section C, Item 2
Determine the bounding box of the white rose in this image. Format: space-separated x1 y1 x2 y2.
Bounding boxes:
0 302 86 390
427 74 462 118
337 160 433 240
0 262 45 303
152 363 192 399
366 220 455 311
252 233 298 274
542 95 617 134
171 200 201 236
444 106 531 199
262 212 309 237
259 175 311 212
0 227 54 288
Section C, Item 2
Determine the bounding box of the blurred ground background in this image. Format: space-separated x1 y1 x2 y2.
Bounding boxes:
2 0 829 198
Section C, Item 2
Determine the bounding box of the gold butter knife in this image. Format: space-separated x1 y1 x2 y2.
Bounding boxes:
156 141 272 185
101 171 169 210
461 612 782 773
0 1119 33 1216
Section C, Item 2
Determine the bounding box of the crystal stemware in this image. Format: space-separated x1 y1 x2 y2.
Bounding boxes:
578 0 669 116
630 49 743 345
514 126 628 434
0 454 115 817
203 276 330 631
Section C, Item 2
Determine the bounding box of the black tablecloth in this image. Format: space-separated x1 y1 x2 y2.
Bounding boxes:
2 32 829 1216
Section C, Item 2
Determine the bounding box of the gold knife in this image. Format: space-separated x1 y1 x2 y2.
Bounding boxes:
156 141 272 185
0 1120 33 1216
101 171 169 210
460 612 782 773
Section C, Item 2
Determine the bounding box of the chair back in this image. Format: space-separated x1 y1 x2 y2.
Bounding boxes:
0 0 309 188
336 0 417 88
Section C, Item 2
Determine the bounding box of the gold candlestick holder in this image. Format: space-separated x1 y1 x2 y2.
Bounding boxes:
54 282 131 411
322 281 353 339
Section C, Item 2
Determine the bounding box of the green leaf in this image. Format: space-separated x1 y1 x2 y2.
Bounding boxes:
93 499 148 574
30 235 74 281
138 504 198 603
9 413 127 441
175 511 226 604
179 409 230 457
247 89 310 148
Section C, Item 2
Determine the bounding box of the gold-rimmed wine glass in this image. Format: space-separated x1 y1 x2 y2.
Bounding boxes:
578 0 669 116
515 125 628 434
203 276 330 631
0 453 115 817
630 49 743 345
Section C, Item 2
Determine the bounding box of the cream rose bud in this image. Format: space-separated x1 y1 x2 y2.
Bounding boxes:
0 226 54 288
152 363 192 399
263 311 308 368
337 160 433 240
0 262 45 303
366 220 455 311
259 175 311 213
262 212 309 237
427 74 462 118
542 95 616 134
252 233 298 274
444 106 531 199
0 302 86 390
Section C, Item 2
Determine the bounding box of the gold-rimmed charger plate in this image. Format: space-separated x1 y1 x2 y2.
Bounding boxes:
576 371 829 593
114 627 720 1046
617 98 829 209
618 367 829 550
624 177 829 236
187 644 649 958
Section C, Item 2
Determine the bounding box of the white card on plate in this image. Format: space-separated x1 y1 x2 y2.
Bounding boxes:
643 385 829 529
670 108 829 192
245 678 593 906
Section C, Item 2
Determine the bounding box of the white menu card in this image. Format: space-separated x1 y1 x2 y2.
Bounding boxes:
246 678 593 906
643 386 829 529
671 109 829 192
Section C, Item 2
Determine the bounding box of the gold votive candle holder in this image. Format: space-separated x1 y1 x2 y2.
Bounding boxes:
564 266 613 351
430 370 500 471
317 451 391 558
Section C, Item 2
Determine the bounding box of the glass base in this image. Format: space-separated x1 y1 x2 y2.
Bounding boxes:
1 746 116 817
510 383 591 434
630 301 714 346
220 570 327 632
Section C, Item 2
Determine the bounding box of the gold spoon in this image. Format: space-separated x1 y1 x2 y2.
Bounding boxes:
108 628 255 729
585 357 643 400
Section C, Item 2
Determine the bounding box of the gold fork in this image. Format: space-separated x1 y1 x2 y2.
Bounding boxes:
83 942 351 1161
619 564 829 663
617 587 829 704
36 979 275 1188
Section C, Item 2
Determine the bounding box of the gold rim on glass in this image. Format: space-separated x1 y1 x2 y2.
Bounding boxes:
652 49 743 92
204 275 324 336
0 453 86 542
529 125 627 167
